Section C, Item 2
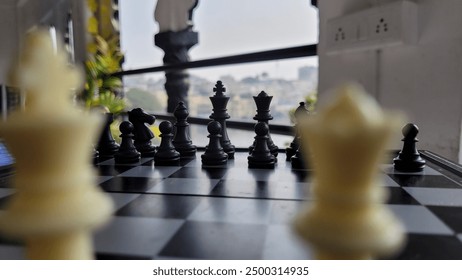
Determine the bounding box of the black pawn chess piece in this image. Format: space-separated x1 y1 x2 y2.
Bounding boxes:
250 91 279 158
248 122 276 169
286 102 309 161
172 102 197 158
128 108 156 157
97 113 120 158
114 121 141 164
201 121 228 166
393 123 426 172
209 81 235 159
154 121 181 166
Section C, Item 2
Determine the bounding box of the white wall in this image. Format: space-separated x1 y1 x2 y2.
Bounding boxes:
318 0 462 162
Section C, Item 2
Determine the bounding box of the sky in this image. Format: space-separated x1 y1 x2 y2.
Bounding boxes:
119 0 319 81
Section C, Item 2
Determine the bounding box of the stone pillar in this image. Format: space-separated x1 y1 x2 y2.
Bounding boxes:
154 0 199 113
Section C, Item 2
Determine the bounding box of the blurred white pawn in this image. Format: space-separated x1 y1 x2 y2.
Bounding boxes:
294 82 406 260
0 29 113 259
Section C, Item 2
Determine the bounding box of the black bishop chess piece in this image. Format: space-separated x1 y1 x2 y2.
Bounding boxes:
97 112 120 158
154 121 181 166
172 102 197 158
93 146 99 164
393 123 426 172
209 81 235 159
286 102 309 161
250 91 278 158
201 121 228 166
248 122 276 169
114 121 141 164
291 143 306 170
128 108 156 157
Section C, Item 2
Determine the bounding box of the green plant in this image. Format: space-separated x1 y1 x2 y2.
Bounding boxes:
83 35 125 113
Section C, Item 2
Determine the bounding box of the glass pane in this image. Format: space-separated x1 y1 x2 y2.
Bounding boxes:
120 0 318 69
124 56 318 124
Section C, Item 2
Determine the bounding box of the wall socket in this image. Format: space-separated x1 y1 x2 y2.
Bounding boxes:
325 0 418 54
326 17 356 48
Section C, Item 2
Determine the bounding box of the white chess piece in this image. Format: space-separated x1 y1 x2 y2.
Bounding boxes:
0 29 113 259
294 83 406 259
155 0 197 32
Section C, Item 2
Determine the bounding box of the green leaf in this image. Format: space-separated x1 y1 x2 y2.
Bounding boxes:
90 91 126 114
102 76 122 89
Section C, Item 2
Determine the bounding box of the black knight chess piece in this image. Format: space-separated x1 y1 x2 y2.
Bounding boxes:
286 102 309 161
201 121 228 166
250 91 278 158
248 122 276 169
97 113 120 158
114 121 141 164
172 102 197 158
209 81 235 159
128 108 156 157
154 121 181 166
393 123 426 172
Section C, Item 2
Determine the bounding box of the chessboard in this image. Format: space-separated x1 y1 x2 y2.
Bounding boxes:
0 149 461 260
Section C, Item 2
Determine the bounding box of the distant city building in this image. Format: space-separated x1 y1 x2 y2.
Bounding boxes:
298 66 317 81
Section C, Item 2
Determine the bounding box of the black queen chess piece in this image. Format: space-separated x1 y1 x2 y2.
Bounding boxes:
154 121 181 166
209 81 235 159
250 91 279 158
248 122 276 169
128 108 157 157
172 101 197 158
114 121 141 164
201 121 228 166
286 101 309 161
393 123 426 172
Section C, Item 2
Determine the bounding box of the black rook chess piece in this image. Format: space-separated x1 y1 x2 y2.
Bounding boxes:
393 123 426 172
209 81 235 159
97 113 120 158
154 121 181 166
128 108 156 157
286 102 309 161
114 121 141 164
248 122 276 169
250 91 278 158
201 121 228 166
173 102 197 158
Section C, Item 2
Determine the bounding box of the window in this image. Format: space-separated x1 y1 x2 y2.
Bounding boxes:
120 0 318 132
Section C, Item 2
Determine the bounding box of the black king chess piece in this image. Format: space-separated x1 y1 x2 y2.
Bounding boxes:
209 81 235 159
201 121 228 166
114 121 141 164
250 91 279 158
128 108 156 157
154 121 181 166
286 102 309 161
97 112 120 158
172 101 197 158
393 123 426 172
248 122 276 169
